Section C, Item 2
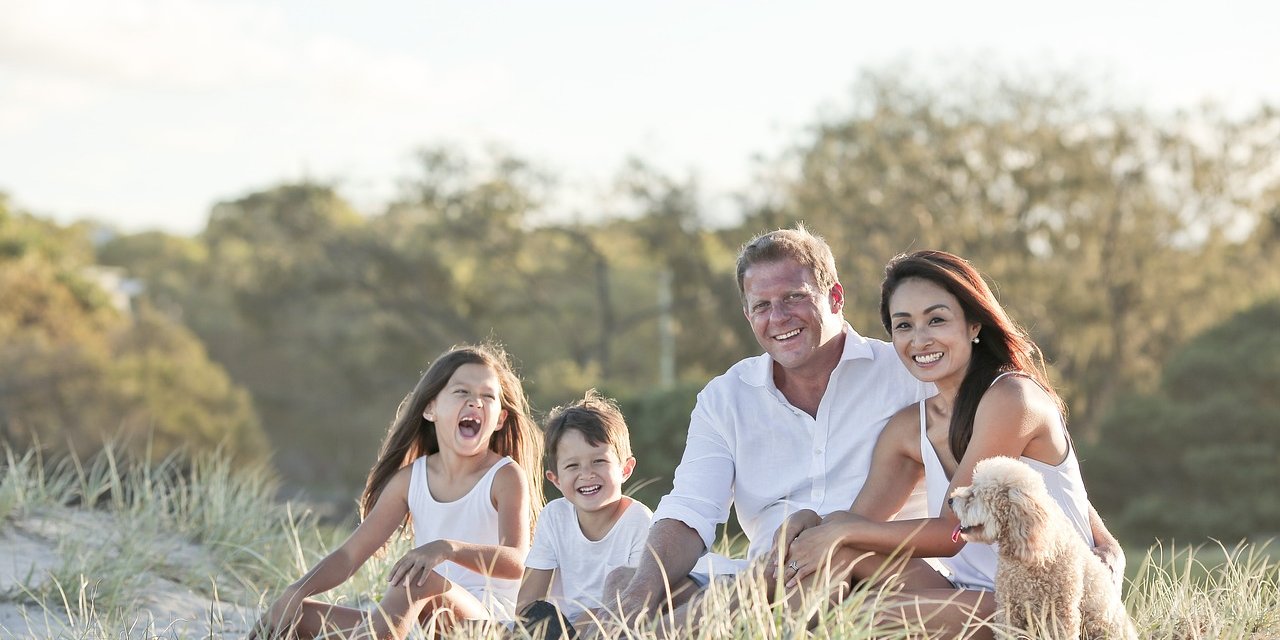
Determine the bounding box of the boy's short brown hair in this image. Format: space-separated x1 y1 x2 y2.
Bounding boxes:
543 389 633 472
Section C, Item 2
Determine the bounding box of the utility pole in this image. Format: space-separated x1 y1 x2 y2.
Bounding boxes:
658 267 675 388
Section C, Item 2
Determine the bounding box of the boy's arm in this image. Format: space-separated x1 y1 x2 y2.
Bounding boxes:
517 568 557 614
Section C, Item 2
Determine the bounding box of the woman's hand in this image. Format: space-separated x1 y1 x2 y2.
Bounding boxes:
763 509 822 583
388 539 454 587
1092 538 1126 590
247 587 305 640
784 516 864 588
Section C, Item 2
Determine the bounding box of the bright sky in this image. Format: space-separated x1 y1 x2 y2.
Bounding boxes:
2 0 1278 235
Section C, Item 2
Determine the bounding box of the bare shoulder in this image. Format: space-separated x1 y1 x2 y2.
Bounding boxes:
375 464 414 506
880 403 924 459
980 374 1057 421
492 459 529 494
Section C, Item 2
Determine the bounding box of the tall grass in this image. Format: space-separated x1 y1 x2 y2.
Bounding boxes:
1 443 1277 639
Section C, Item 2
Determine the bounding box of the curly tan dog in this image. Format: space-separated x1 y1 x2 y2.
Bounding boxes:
948 457 1137 639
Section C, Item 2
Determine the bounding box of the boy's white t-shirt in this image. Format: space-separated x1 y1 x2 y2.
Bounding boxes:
524 497 653 621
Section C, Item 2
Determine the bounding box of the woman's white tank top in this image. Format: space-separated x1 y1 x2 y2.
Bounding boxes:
407 455 520 617
922 372 1095 591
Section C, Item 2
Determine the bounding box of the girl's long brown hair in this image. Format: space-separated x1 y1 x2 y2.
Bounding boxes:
360 343 544 533
879 250 1063 462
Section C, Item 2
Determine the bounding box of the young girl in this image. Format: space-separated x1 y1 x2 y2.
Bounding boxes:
777 251 1124 638
251 344 544 640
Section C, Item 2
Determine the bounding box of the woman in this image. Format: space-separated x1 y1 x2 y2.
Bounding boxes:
777 250 1124 638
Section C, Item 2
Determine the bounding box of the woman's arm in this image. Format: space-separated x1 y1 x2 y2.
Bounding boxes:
1088 503 1126 587
388 461 531 585
784 408 937 579
848 407 927 520
789 380 1050 576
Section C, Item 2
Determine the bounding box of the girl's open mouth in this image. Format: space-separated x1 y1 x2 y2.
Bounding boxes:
458 416 481 438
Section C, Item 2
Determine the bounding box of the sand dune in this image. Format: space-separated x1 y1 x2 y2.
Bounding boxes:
0 507 257 639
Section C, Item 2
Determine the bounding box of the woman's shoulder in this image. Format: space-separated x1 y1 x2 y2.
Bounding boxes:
978 373 1058 420
878 401 925 456
886 400 923 433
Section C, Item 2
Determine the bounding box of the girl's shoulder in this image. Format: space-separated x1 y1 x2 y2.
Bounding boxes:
491 456 527 491
375 463 416 505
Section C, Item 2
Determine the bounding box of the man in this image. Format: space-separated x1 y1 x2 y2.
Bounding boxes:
614 225 932 619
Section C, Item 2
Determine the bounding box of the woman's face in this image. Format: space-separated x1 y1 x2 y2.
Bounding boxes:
888 277 982 388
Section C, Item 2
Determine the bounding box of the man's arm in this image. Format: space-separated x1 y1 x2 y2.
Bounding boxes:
614 519 706 622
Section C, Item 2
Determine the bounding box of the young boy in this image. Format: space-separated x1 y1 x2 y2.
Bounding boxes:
517 389 652 637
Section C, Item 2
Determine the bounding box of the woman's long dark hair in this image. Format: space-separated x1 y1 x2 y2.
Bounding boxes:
879 250 1062 462
360 343 544 534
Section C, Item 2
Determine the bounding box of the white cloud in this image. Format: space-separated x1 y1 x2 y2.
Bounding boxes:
0 0 289 89
0 0 495 105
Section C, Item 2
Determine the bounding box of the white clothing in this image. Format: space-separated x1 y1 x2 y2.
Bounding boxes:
524 498 652 621
921 373 1096 591
653 324 934 561
408 455 520 617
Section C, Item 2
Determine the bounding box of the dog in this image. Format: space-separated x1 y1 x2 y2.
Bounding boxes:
948 457 1137 639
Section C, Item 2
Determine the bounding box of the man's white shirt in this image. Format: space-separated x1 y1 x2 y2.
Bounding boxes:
653 323 934 560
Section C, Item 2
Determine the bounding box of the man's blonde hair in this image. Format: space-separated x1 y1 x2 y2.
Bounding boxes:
735 223 839 301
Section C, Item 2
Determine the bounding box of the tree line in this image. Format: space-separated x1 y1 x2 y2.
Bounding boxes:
3 68 1278 543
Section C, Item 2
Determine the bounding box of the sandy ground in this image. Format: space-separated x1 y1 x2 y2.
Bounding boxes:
0 507 257 639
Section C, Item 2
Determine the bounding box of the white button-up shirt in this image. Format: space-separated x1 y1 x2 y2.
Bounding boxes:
653 324 933 560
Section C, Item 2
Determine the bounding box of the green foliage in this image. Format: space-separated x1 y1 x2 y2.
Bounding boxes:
1084 300 1280 543
0 198 266 466
9 64 1280 511
743 66 1280 438
613 382 702 509
2 444 1279 638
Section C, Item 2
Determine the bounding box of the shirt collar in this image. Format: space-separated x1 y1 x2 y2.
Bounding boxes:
740 322 876 387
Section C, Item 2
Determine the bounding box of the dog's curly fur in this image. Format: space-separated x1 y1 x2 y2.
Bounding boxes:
949 457 1137 639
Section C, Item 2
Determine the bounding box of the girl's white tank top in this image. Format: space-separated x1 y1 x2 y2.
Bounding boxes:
408 455 520 617
922 372 1095 591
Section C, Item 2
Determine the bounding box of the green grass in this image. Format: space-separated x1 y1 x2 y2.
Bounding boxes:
1 444 1278 639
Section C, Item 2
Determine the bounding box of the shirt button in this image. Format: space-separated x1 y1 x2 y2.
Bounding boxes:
814 449 824 455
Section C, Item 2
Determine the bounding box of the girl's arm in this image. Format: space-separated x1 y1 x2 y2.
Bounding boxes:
251 467 411 637
389 461 531 586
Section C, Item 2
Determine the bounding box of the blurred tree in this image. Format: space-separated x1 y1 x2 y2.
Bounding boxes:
618 159 754 383
1083 299 1280 544
0 195 265 464
743 67 1280 439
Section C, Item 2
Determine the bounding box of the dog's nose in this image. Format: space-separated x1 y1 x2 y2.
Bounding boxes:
947 497 955 508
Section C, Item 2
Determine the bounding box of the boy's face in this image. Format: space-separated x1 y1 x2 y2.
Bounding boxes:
546 429 635 514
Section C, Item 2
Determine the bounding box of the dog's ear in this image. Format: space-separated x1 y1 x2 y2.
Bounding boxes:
1000 485 1052 564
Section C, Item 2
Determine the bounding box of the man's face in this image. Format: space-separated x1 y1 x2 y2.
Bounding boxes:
741 258 844 373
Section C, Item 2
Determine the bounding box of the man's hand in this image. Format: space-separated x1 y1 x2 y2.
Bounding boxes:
762 509 822 583
785 518 860 588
